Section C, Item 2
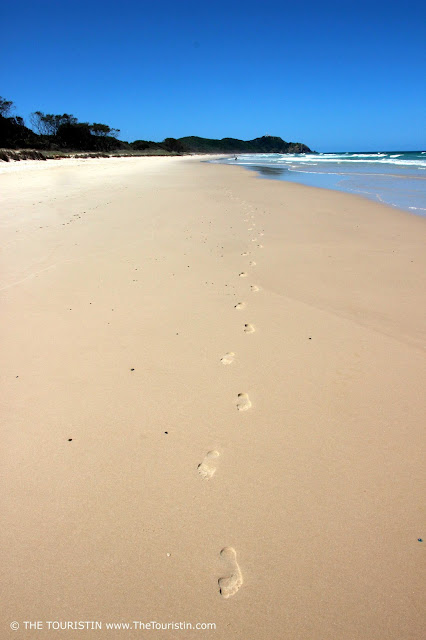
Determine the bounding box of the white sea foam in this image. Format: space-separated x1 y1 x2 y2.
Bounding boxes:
230 153 426 169
377 158 426 167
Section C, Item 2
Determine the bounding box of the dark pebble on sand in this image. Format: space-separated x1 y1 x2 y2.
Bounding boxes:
418 538 423 542
164 431 168 434
68 439 73 442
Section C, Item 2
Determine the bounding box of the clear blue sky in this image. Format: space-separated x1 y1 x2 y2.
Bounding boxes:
1 0 425 151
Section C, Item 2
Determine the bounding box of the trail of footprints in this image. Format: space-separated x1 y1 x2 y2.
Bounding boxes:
196 198 263 599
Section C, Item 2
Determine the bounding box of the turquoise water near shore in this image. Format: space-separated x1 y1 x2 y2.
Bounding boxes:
212 151 426 215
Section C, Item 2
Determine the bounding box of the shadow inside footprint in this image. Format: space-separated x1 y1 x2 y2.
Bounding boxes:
219 547 243 598
239 272 248 278
237 393 251 411
244 323 255 333
234 302 246 310
250 285 259 292
198 451 220 479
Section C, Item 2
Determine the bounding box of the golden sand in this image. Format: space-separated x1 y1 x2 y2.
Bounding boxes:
1 156 425 638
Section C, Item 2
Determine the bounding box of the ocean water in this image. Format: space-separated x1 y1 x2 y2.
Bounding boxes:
212 151 426 215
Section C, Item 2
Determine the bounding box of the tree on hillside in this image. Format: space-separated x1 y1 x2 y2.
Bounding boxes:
30 112 77 136
90 123 120 137
0 97 14 117
161 137 185 153
0 114 39 149
57 122 93 149
29 111 49 135
131 140 160 150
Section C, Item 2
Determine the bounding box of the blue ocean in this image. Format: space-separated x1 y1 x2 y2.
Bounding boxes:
213 151 426 215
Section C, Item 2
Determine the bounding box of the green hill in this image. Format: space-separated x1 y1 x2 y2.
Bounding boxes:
177 135 311 154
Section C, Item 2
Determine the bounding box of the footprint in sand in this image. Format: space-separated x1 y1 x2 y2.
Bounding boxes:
250 285 260 292
251 238 258 242
198 451 220 480
234 302 246 310
237 393 252 411
221 352 235 365
244 323 255 333
219 547 243 598
241 252 249 256
249 261 256 266
239 272 248 278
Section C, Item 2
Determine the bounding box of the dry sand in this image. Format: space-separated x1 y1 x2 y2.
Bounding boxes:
1 156 425 638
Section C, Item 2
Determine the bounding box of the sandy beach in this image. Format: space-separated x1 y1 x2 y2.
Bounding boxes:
1 156 425 639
